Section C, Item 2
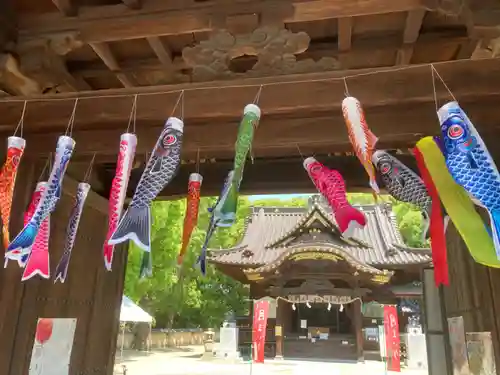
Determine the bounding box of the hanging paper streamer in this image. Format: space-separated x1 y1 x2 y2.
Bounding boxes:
197 171 234 275
5 182 44 269
0 136 26 251
372 150 442 242
303 157 366 237
22 183 51 281
177 173 203 266
103 133 137 271
109 117 184 278
415 136 500 268
413 148 449 286
212 104 261 227
7 136 75 258
54 182 90 283
342 96 379 195
437 101 500 259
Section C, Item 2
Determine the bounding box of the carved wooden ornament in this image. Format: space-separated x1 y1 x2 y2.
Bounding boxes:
182 26 339 81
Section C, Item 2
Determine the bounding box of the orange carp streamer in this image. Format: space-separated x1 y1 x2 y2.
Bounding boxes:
342 97 379 195
177 173 203 266
0 136 26 250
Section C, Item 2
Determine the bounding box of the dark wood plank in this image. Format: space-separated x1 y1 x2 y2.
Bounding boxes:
18 0 429 43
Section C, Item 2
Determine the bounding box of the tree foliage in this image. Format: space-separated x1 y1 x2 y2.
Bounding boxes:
124 194 426 328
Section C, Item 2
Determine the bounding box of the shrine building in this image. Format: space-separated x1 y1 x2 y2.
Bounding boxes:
209 195 430 361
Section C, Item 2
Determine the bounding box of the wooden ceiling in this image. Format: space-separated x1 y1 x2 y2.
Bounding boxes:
2 0 500 197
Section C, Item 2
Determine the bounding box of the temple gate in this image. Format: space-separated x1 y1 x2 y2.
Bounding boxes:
2 0 500 373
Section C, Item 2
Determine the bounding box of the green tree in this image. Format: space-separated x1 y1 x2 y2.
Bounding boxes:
124 197 250 328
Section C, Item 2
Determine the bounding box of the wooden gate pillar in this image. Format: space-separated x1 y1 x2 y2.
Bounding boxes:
0 161 128 375
274 298 284 359
440 216 500 375
353 299 364 362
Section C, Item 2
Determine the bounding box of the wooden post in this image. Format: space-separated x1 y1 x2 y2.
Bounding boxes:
275 298 284 359
353 299 364 362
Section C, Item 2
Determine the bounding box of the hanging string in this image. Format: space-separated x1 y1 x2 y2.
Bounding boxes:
296 143 305 161
431 65 438 112
83 153 97 183
0 60 474 106
126 94 138 134
12 101 27 138
195 148 200 174
253 85 263 105
343 77 350 97
64 98 79 137
431 64 458 103
170 90 185 118
180 90 185 121
37 153 52 182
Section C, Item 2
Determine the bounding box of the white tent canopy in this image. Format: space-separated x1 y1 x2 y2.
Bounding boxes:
120 296 153 323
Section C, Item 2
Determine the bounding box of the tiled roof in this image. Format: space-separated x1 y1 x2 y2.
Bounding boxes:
208 195 432 269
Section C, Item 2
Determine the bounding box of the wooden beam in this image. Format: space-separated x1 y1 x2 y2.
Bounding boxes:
0 57 498 132
18 0 431 44
128 154 422 198
89 42 136 88
396 9 426 65
0 54 42 96
146 37 173 70
52 0 78 16
122 0 142 10
17 46 92 93
338 17 353 52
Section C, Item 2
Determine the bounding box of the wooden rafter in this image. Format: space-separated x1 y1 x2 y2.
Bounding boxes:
146 37 173 71
338 17 353 52
19 0 431 43
51 0 78 16
396 9 426 65
89 43 136 88
73 32 467 84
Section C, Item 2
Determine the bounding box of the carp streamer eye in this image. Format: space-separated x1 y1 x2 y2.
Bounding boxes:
448 123 464 140
162 134 177 148
310 165 321 173
11 155 20 166
380 162 391 175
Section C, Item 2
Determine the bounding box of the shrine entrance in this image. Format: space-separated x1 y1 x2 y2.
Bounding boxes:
284 298 356 360
212 197 429 361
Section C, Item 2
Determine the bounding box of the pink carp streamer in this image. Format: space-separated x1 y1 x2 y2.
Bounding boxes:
22 182 51 281
304 157 366 237
177 173 203 266
103 133 137 270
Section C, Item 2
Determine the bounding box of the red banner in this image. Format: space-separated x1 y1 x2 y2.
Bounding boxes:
383 305 401 372
252 300 270 363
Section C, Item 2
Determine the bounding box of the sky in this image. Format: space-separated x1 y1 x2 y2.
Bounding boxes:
247 194 311 201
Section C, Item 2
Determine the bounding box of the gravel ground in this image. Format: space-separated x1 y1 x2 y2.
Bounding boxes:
114 349 428 375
